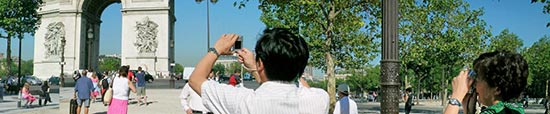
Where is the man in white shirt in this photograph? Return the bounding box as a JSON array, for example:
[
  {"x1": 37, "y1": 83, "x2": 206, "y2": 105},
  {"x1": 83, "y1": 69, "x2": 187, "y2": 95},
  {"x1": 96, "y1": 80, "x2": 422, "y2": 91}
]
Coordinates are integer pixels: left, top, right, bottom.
[
  {"x1": 188, "y1": 28, "x2": 330, "y2": 114},
  {"x1": 333, "y1": 84, "x2": 358, "y2": 114},
  {"x1": 180, "y1": 71, "x2": 214, "y2": 114}
]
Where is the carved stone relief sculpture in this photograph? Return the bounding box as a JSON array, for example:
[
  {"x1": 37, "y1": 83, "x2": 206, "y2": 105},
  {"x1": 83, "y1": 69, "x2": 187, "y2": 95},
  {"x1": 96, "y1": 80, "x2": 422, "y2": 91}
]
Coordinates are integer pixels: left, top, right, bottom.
[
  {"x1": 134, "y1": 17, "x2": 159, "y2": 53},
  {"x1": 44, "y1": 22, "x2": 65, "y2": 58}
]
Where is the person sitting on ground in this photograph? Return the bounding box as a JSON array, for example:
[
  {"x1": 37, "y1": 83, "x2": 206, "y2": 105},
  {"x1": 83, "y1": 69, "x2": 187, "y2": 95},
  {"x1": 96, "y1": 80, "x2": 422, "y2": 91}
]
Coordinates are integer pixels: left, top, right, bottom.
[
  {"x1": 444, "y1": 50, "x2": 529, "y2": 114},
  {"x1": 189, "y1": 28, "x2": 330, "y2": 114}
]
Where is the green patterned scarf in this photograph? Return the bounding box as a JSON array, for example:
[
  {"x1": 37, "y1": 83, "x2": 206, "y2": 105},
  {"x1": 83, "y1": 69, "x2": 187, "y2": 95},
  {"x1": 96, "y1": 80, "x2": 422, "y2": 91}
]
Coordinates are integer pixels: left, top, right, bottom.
[{"x1": 481, "y1": 101, "x2": 524, "y2": 114}]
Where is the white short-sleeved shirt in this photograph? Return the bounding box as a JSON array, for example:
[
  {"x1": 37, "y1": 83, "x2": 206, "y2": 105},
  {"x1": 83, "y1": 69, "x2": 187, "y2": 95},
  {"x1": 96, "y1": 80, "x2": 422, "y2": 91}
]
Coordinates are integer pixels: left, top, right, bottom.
[
  {"x1": 180, "y1": 83, "x2": 209, "y2": 112},
  {"x1": 333, "y1": 97, "x2": 358, "y2": 114},
  {"x1": 201, "y1": 80, "x2": 330, "y2": 114}
]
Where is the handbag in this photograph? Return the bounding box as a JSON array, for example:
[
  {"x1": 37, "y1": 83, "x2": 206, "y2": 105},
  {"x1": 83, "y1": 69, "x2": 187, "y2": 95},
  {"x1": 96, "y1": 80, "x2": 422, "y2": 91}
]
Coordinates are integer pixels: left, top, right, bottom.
[{"x1": 103, "y1": 77, "x2": 114, "y2": 105}]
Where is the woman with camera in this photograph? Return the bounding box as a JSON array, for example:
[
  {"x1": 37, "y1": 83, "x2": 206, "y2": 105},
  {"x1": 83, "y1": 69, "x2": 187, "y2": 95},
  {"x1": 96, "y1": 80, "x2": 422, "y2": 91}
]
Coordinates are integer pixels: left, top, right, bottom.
[{"x1": 444, "y1": 50, "x2": 528, "y2": 114}]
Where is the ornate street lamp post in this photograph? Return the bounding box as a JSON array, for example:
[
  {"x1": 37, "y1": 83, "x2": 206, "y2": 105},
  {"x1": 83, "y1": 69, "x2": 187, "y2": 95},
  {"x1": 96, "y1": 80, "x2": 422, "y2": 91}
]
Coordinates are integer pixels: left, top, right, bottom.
[
  {"x1": 169, "y1": 63, "x2": 176, "y2": 88},
  {"x1": 87, "y1": 25, "x2": 94, "y2": 70},
  {"x1": 60, "y1": 39, "x2": 66, "y2": 86},
  {"x1": 381, "y1": 0, "x2": 400, "y2": 113}
]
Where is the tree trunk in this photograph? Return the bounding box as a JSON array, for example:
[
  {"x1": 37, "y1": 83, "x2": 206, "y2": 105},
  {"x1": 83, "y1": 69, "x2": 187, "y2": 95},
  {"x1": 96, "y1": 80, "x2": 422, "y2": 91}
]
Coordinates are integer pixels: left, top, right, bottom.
[
  {"x1": 441, "y1": 67, "x2": 446, "y2": 106},
  {"x1": 441, "y1": 66, "x2": 450, "y2": 106},
  {"x1": 6, "y1": 34, "x2": 12, "y2": 76},
  {"x1": 443, "y1": 68, "x2": 450, "y2": 106},
  {"x1": 326, "y1": 52, "x2": 336, "y2": 113},
  {"x1": 18, "y1": 37, "x2": 22, "y2": 80},
  {"x1": 416, "y1": 76, "x2": 420, "y2": 105},
  {"x1": 325, "y1": 5, "x2": 336, "y2": 113}
]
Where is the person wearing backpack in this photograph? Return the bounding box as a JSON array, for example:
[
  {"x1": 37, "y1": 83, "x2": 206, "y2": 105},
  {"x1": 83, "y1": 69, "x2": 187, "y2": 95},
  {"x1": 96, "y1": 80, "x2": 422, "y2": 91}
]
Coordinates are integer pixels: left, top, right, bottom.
[{"x1": 99, "y1": 73, "x2": 111, "y2": 102}]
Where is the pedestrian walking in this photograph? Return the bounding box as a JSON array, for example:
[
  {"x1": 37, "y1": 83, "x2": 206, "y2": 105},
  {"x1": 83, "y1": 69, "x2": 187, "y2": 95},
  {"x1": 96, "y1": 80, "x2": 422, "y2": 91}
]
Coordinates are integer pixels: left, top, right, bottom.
[
  {"x1": 107, "y1": 66, "x2": 137, "y2": 114},
  {"x1": 74, "y1": 70, "x2": 94, "y2": 114},
  {"x1": 334, "y1": 84, "x2": 358, "y2": 114},
  {"x1": 135, "y1": 67, "x2": 148, "y2": 106},
  {"x1": 41, "y1": 81, "x2": 52, "y2": 105}
]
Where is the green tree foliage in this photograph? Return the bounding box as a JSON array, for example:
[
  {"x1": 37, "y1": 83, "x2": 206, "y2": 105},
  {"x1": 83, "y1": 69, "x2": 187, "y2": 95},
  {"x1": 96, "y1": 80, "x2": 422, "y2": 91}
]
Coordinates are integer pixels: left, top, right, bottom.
[
  {"x1": 532, "y1": 0, "x2": 550, "y2": 27},
  {"x1": 257, "y1": 0, "x2": 380, "y2": 110},
  {"x1": 346, "y1": 65, "x2": 380, "y2": 94},
  {"x1": 174, "y1": 63, "x2": 184, "y2": 74},
  {"x1": 488, "y1": 29, "x2": 523, "y2": 53},
  {"x1": 398, "y1": 0, "x2": 490, "y2": 105},
  {"x1": 0, "y1": 0, "x2": 42, "y2": 76},
  {"x1": 98, "y1": 57, "x2": 121, "y2": 72},
  {"x1": 213, "y1": 63, "x2": 226, "y2": 75},
  {"x1": 523, "y1": 35, "x2": 550, "y2": 98},
  {"x1": 0, "y1": 59, "x2": 33, "y2": 77},
  {"x1": 226, "y1": 62, "x2": 242, "y2": 75}
]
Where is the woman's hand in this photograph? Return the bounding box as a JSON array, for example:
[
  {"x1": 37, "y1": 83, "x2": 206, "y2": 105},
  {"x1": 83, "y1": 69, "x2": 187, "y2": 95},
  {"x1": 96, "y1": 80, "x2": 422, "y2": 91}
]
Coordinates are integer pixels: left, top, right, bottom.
[{"x1": 451, "y1": 69, "x2": 474, "y2": 101}]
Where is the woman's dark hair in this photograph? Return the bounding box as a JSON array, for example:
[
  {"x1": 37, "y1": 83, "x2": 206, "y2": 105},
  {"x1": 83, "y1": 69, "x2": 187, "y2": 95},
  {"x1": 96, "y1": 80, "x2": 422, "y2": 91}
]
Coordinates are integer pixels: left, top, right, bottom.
[
  {"x1": 473, "y1": 50, "x2": 529, "y2": 101},
  {"x1": 405, "y1": 88, "x2": 412, "y2": 93},
  {"x1": 255, "y1": 28, "x2": 309, "y2": 82},
  {"x1": 119, "y1": 66, "x2": 129, "y2": 77}
]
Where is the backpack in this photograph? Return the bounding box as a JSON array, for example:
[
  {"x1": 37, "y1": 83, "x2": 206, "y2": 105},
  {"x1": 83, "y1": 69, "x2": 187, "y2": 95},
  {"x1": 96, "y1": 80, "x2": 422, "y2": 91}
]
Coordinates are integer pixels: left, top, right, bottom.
[{"x1": 101, "y1": 78, "x2": 109, "y2": 89}]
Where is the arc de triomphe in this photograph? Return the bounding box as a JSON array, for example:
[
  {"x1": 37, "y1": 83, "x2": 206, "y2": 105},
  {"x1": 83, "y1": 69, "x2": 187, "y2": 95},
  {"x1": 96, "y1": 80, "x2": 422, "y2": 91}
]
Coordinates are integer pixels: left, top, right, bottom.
[{"x1": 33, "y1": 0, "x2": 175, "y2": 80}]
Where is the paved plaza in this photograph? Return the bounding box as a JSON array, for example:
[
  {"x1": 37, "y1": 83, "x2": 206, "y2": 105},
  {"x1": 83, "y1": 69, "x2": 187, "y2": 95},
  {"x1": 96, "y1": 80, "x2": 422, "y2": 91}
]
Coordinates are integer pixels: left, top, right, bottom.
[
  {"x1": 1, "y1": 80, "x2": 547, "y2": 114},
  {"x1": 0, "y1": 85, "x2": 60, "y2": 114}
]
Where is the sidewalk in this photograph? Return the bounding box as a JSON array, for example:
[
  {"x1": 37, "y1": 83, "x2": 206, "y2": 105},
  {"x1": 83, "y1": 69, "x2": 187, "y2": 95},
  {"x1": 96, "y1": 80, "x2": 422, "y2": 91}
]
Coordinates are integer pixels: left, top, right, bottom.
[
  {"x1": 59, "y1": 87, "x2": 184, "y2": 114},
  {"x1": 0, "y1": 93, "x2": 60, "y2": 114}
]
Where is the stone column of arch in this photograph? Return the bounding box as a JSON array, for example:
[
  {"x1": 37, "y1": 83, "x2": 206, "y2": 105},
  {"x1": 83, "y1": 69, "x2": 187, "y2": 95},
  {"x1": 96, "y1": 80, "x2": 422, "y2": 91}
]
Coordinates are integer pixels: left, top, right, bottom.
[{"x1": 33, "y1": 0, "x2": 175, "y2": 81}]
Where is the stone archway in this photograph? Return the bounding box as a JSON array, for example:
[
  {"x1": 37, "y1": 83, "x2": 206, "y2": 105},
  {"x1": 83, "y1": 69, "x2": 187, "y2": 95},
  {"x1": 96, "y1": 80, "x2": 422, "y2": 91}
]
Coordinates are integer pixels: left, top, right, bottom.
[{"x1": 33, "y1": 0, "x2": 175, "y2": 81}]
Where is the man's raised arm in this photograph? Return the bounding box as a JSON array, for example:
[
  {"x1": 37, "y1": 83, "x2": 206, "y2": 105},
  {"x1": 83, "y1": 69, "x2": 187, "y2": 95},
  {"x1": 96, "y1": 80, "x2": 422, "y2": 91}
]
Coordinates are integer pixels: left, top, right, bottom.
[{"x1": 189, "y1": 34, "x2": 239, "y2": 95}]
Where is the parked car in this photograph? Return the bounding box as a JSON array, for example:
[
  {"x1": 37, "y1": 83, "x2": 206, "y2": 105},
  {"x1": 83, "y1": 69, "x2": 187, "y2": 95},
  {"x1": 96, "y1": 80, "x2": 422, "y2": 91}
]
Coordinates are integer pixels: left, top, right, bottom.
[
  {"x1": 130, "y1": 70, "x2": 154, "y2": 83},
  {"x1": 49, "y1": 76, "x2": 60, "y2": 85},
  {"x1": 174, "y1": 74, "x2": 183, "y2": 80},
  {"x1": 4, "y1": 76, "x2": 20, "y2": 94},
  {"x1": 23, "y1": 76, "x2": 42, "y2": 85},
  {"x1": 219, "y1": 74, "x2": 230, "y2": 82}
]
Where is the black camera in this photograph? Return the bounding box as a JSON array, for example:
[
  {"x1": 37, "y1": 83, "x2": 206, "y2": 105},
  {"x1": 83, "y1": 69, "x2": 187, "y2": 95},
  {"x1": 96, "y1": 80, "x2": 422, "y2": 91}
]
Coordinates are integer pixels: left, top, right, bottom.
[{"x1": 233, "y1": 36, "x2": 243, "y2": 51}]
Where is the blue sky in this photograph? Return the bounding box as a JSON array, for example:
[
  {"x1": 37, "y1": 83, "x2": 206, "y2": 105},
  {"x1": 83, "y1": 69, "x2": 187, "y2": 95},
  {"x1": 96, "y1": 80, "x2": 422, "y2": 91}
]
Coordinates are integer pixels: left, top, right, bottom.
[{"x1": 0, "y1": 0, "x2": 549, "y2": 70}]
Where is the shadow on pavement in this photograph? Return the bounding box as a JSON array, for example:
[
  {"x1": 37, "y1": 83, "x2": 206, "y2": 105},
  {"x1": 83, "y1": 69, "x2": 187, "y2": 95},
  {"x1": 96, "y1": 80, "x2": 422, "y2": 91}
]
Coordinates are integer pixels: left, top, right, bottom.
[
  {"x1": 362, "y1": 106, "x2": 441, "y2": 113},
  {"x1": 93, "y1": 111, "x2": 107, "y2": 114},
  {"x1": 145, "y1": 101, "x2": 158, "y2": 105},
  {"x1": 0, "y1": 104, "x2": 59, "y2": 113},
  {"x1": 0, "y1": 100, "x2": 15, "y2": 103}
]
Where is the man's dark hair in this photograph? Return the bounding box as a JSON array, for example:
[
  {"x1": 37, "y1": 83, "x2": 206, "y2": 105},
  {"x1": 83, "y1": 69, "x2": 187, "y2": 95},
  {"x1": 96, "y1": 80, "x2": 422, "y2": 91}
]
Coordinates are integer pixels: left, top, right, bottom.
[
  {"x1": 473, "y1": 50, "x2": 529, "y2": 102},
  {"x1": 405, "y1": 88, "x2": 412, "y2": 93},
  {"x1": 255, "y1": 28, "x2": 309, "y2": 82},
  {"x1": 234, "y1": 70, "x2": 240, "y2": 74}
]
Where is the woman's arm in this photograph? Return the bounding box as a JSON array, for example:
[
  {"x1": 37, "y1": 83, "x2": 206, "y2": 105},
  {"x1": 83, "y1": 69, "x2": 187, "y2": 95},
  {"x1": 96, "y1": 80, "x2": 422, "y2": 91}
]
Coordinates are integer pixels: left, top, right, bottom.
[
  {"x1": 128, "y1": 81, "x2": 137, "y2": 93},
  {"x1": 443, "y1": 70, "x2": 473, "y2": 114}
]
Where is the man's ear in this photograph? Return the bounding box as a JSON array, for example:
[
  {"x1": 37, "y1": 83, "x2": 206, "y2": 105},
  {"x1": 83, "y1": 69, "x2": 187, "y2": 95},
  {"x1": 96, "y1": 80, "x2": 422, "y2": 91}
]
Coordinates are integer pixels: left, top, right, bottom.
[
  {"x1": 257, "y1": 59, "x2": 264, "y2": 71},
  {"x1": 494, "y1": 87, "x2": 501, "y2": 96}
]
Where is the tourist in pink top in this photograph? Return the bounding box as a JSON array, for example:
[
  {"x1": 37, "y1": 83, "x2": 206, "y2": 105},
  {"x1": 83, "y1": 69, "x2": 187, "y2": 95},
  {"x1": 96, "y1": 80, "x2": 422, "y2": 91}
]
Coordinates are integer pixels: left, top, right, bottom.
[{"x1": 91, "y1": 73, "x2": 100, "y2": 102}]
